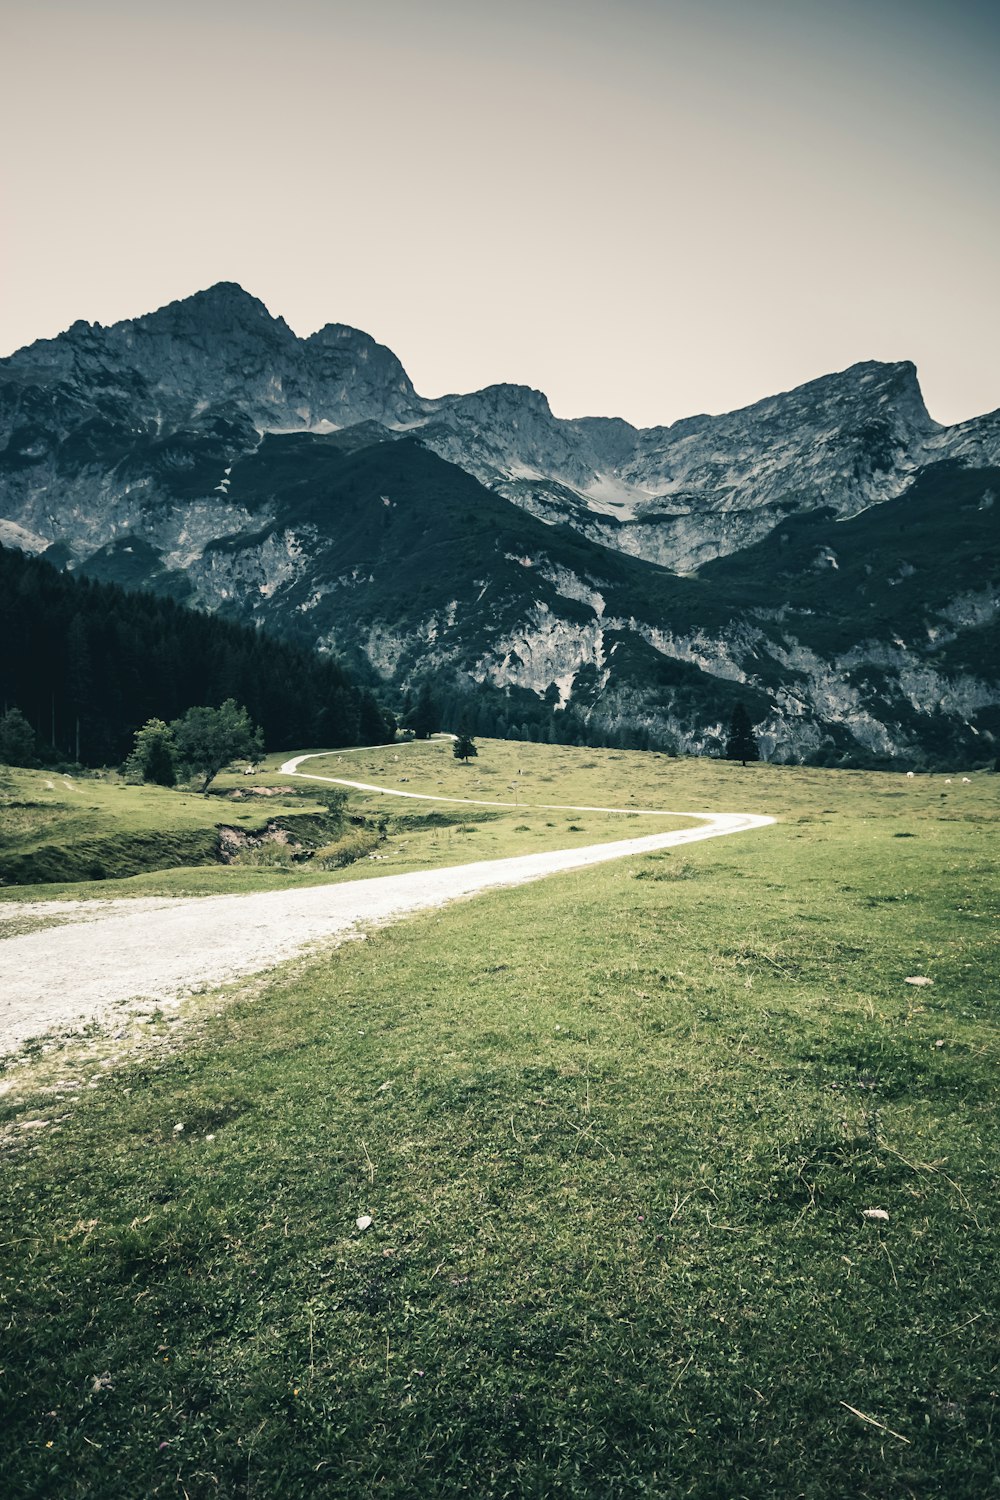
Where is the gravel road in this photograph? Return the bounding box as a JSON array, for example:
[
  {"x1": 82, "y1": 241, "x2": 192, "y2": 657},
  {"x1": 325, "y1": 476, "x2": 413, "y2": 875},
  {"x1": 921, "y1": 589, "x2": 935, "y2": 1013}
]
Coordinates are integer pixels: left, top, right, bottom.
[{"x1": 0, "y1": 758, "x2": 773, "y2": 1056}]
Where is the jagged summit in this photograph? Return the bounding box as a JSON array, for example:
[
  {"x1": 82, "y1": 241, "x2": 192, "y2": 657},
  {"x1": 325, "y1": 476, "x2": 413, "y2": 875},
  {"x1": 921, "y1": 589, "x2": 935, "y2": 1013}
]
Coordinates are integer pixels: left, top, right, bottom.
[
  {"x1": 147, "y1": 280, "x2": 274, "y2": 315},
  {"x1": 305, "y1": 322, "x2": 417, "y2": 409},
  {"x1": 775, "y1": 357, "x2": 935, "y2": 428},
  {"x1": 1, "y1": 283, "x2": 996, "y2": 568},
  {"x1": 647, "y1": 360, "x2": 932, "y2": 437},
  {"x1": 307, "y1": 321, "x2": 395, "y2": 350},
  {"x1": 0, "y1": 283, "x2": 946, "y2": 456},
  {"x1": 466, "y1": 382, "x2": 553, "y2": 410},
  {"x1": 133, "y1": 281, "x2": 291, "y2": 338},
  {"x1": 0, "y1": 284, "x2": 997, "y2": 767}
]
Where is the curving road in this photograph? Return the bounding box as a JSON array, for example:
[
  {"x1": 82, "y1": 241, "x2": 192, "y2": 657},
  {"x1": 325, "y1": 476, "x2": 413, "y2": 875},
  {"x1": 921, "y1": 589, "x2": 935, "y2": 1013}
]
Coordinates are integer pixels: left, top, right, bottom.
[{"x1": 0, "y1": 750, "x2": 774, "y2": 1057}]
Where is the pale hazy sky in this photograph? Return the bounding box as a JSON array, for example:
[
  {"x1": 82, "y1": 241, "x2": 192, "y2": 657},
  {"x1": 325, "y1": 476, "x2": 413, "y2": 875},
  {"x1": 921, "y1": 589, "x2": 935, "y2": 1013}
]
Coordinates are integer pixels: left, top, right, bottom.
[{"x1": 2, "y1": 0, "x2": 998, "y2": 427}]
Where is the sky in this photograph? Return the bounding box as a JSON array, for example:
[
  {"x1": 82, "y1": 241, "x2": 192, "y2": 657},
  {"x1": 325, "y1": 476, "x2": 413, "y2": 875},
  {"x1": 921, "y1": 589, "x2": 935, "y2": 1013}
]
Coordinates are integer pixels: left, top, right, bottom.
[{"x1": 2, "y1": 0, "x2": 998, "y2": 428}]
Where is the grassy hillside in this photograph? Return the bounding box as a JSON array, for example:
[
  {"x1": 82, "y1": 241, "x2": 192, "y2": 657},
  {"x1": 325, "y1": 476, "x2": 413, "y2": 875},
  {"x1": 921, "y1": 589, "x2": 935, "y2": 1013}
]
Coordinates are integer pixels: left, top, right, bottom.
[
  {"x1": 0, "y1": 767, "x2": 351, "y2": 888},
  {"x1": 0, "y1": 741, "x2": 696, "y2": 900},
  {"x1": 0, "y1": 744, "x2": 997, "y2": 1497}
]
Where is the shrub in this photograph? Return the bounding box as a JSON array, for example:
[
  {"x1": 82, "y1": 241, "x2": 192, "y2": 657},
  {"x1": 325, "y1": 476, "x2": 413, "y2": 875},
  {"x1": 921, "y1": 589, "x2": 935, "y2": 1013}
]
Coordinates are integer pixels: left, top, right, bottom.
[
  {"x1": 230, "y1": 843, "x2": 298, "y2": 869},
  {"x1": 313, "y1": 827, "x2": 382, "y2": 869}
]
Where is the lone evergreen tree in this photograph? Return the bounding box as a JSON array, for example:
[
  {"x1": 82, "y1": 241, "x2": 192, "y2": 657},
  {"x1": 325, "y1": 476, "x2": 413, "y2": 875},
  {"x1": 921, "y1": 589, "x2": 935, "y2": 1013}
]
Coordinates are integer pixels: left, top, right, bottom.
[
  {"x1": 453, "y1": 733, "x2": 477, "y2": 762},
  {"x1": 124, "y1": 718, "x2": 178, "y2": 786},
  {"x1": 726, "y1": 704, "x2": 760, "y2": 766}
]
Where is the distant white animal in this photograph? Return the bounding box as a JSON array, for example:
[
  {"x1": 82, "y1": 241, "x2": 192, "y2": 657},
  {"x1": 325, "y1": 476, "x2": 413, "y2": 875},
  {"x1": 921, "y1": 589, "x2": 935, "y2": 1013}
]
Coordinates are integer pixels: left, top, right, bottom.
[
  {"x1": 945, "y1": 779, "x2": 952, "y2": 784},
  {"x1": 962, "y1": 777, "x2": 971, "y2": 784},
  {"x1": 906, "y1": 771, "x2": 915, "y2": 779}
]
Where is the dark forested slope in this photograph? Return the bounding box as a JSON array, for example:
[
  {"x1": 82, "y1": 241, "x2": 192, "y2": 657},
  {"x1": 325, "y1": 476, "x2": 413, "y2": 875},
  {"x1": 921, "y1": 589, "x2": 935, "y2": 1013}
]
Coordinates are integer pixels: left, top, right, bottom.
[{"x1": 0, "y1": 545, "x2": 394, "y2": 765}]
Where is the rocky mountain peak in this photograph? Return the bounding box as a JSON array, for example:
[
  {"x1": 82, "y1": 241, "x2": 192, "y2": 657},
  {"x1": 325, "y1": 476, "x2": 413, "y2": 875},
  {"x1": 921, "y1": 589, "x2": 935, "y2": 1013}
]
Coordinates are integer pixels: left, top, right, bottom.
[
  {"x1": 2, "y1": 314, "x2": 115, "y2": 383},
  {"x1": 305, "y1": 322, "x2": 416, "y2": 407},
  {"x1": 806, "y1": 358, "x2": 933, "y2": 424},
  {"x1": 294, "y1": 328, "x2": 414, "y2": 432},
  {"x1": 415, "y1": 380, "x2": 605, "y2": 491},
  {"x1": 308, "y1": 321, "x2": 396, "y2": 352},
  {"x1": 0, "y1": 287, "x2": 997, "y2": 770},
  {"x1": 3, "y1": 286, "x2": 997, "y2": 577},
  {"x1": 128, "y1": 282, "x2": 296, "y2": 354},
  {"x1": 470, "y1": 383, "x2": 554, "y2": 416},
  {"x1": 143, "y1": 280, "x2": 280, "y2": 323}
]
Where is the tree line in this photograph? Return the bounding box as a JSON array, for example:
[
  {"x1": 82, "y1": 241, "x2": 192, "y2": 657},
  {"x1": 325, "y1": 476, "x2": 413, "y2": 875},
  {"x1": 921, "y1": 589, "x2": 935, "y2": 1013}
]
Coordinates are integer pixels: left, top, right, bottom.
[
  {"x1": 403, "y1": 678, "x2": 761, "y2": 761},
  {"x1": 0, "y1": 545, "x2": 395, "y2": 767},
  {"x1": 0, "y1": 544, "x2": 766, "y2": 772}
]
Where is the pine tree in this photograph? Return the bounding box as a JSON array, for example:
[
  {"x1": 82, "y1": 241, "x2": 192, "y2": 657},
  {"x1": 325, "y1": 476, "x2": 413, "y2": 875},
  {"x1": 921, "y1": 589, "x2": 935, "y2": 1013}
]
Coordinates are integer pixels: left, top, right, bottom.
[
  {"x1": 726, "y1": 703, "x2": 760, "y2": 766},
  {"x1": 0, "y1": 546, "x2": 398, "y2": 767},
  {"x1": 65, "y1": 613, "x2": 94, "y2": 762},
  {"x1": 453, "y1": 733, "x2": 477, "y2": 762},
  {"x1": 0, "y1": 708, "x2": 38, "y2": 767},
  {"x1": 407, "y1": 681, "x2": 438, "y2": 740},
  {"x1": 124, "y1": 718, "x2": 178, "y2": 786},
  {"x1": 358, "y1": 691, "x2": 394, "y2": 746}
]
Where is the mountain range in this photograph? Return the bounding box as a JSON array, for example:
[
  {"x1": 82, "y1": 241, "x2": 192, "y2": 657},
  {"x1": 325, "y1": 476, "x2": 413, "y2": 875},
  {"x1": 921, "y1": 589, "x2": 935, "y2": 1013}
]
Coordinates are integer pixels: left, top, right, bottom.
[{"x1": 1, "y1": 282, "x2": 998, "y2": 764}]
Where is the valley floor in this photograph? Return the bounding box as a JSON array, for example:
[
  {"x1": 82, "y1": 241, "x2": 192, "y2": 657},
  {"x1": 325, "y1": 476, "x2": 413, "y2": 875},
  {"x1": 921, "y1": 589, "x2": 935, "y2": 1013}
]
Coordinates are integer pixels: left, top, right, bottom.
[
  {"x1": 0, "y1": 744, "x2": 996, "y2": 1499},
  {"x1": 0, "y1": 758, "x2": 771, "y2": 1055}
]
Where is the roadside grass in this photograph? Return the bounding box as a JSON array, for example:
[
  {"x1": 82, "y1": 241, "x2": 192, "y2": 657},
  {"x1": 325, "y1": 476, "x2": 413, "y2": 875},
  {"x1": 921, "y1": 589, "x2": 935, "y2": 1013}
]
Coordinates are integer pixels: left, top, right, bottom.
[
  {"x1": 1, "y1": 750, "x2": 997, "y2": 1496},
  {"x1": 3, "y1": 738, "x2": 989, "y2": 903},
  {"x1": 0, "y1": 741, "x2": 700, "y2": 902},
  {"x1": 0, "y1": 767, "x2": 346, "y2": 891}
]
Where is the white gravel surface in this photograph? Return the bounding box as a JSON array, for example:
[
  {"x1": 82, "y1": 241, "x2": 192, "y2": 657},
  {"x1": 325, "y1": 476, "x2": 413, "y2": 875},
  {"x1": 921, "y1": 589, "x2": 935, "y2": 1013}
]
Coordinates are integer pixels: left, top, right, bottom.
[{"x1": 0, "y1": 757, "x2": 773, "y2": 1056}]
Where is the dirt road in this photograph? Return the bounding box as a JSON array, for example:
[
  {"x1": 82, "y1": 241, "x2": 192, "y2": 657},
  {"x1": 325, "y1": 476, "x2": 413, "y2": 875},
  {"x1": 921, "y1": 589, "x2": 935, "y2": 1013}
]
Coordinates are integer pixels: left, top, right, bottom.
[{"x1": 0, "y1": 757, "x2": 773, "y2": 1056}]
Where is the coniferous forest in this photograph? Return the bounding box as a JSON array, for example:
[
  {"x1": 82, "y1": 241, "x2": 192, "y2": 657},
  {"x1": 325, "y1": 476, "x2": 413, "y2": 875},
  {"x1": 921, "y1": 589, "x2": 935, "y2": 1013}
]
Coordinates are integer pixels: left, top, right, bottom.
[{"x1": 0, "y1": 545, "x2": 395, "y2": 766}]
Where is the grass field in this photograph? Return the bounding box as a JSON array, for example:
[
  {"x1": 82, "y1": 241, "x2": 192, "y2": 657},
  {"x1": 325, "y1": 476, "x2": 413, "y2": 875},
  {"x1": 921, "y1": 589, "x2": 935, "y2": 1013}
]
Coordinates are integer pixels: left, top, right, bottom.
[
  {"x1": 0, "y1": 740, "x2": 697, "y2": 901},
  {"x1": 1, "y1": 742, "x2": 998, "y2": 1497},
  {"x1": 0, "y1": 766, "x2": 354, "y2": 891}
]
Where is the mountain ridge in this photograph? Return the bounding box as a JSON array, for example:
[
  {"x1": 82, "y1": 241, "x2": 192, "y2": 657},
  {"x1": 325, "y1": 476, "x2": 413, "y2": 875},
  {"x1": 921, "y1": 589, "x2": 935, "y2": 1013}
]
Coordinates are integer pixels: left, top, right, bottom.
[
  {"x1": 1, "y1": 283, "x2": 998, "y2": 766},
  {"x1": 1, "y1": 283, "x2": 949, "y2": 427},
  {"x1": 7, "y1": 281, "x2": 994, "y2": 573}
]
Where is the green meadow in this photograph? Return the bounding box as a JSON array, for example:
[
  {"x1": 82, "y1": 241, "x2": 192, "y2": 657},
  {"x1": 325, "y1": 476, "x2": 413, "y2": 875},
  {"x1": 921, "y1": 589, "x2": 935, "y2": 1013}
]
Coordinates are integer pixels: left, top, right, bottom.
[
  {"x1": 0, "y1": 740, "x2": 696, "y2": 901},
  {"x1": 0, "y1": 742, "x2": 997, "y2": 1498},
  {"x1": 0, "y1": 767, "x2": 345, "y2": 893}
]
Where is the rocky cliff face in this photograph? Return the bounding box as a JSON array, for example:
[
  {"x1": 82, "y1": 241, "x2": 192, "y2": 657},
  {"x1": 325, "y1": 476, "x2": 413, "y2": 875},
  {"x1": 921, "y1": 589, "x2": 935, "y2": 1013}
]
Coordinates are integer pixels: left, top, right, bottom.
[
  {"x1": 1, "y1": 283, "x2": 998, "y2": 765},
  {"x1": 1, "y1": 283, "x2": 416, "y2": 443}
]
